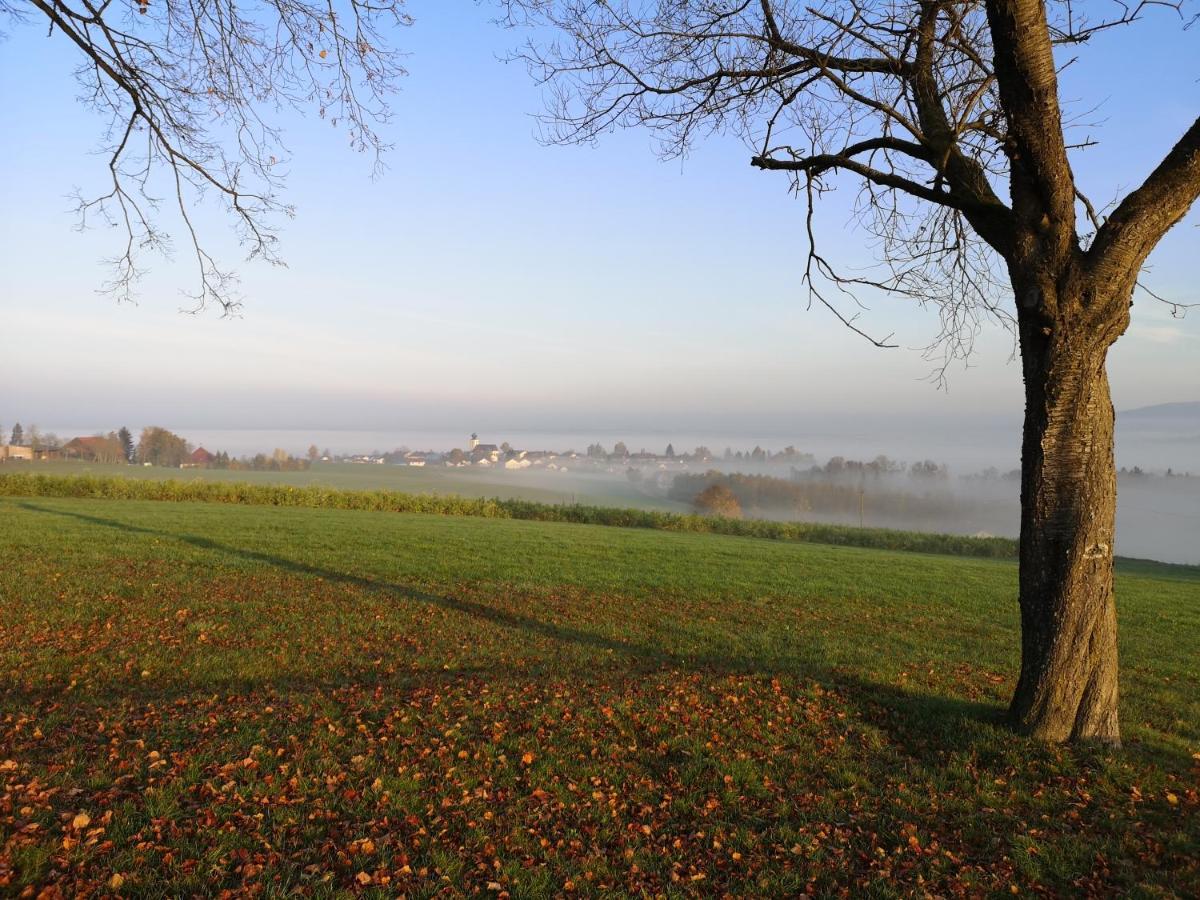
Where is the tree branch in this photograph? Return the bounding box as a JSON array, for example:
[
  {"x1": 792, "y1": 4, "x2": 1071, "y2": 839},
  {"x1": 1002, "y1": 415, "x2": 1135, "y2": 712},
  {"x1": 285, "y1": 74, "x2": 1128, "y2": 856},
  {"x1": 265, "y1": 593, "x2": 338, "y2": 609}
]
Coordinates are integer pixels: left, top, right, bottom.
[
  {"x1": 751, "y1": 147, "x2": 961, "y2": 210},
  {"x1": 984, "y1": 0, "x2": 1077, "y2": 256},
  {"x1": 909, "y1": 2, "x2": 1014, "y2": 256},
  {"x1": 24, "y1": 0, "x2": 409, "y2": 311},
  {"x1": 1088, "y1": 115, "x2": 1200, "y2": 279}
]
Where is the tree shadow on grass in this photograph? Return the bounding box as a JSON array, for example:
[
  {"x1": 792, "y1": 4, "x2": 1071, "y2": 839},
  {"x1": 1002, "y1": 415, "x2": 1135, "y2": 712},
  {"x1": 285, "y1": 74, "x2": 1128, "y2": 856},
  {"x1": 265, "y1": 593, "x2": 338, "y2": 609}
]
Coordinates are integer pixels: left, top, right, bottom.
[{"x1": 12, "y1": 501, "x2": 1189, "y2": 772}]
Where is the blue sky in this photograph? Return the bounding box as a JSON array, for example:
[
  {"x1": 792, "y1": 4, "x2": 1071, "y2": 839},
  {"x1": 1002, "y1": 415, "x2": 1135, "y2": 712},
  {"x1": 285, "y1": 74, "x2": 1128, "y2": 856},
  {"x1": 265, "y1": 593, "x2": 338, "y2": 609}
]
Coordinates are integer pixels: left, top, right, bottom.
[{"x1": 1, "y1": 2, "x2": 1196, "y2": 438}]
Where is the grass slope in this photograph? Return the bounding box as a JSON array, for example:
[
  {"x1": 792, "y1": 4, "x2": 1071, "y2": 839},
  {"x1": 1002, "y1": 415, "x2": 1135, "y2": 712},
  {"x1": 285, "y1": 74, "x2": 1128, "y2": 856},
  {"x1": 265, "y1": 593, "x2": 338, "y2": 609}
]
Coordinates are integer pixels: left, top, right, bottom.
[
  {"x1": 17, "y1": 459, "x2": 685, "y2": 512},
  {"x1": 0, "y1": 472, "x2": 1023, "y2": 560},
  {"x1": 0, "y1": 496, "x2": 1197, "y2": 896}
]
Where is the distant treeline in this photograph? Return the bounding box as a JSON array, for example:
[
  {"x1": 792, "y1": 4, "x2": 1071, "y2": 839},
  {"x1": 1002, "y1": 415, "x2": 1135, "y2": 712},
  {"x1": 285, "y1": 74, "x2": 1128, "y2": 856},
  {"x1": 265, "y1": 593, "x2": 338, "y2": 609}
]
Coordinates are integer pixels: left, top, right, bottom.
[
  {"x1": 0, "y1": 473, "x2": 1019, "y2": 559},
  {"x1": 207, "y1": 451, "x2": 311, "y2": 472},
  {"x1": 797, "y1": 455, "x2": 947, "y2": 479},
  {"x1": 669, "y1": 470, "x2": 981, "y2": 522},
  {"x1": 1, "y1": 423, "x2": 311, "y2": 470}
]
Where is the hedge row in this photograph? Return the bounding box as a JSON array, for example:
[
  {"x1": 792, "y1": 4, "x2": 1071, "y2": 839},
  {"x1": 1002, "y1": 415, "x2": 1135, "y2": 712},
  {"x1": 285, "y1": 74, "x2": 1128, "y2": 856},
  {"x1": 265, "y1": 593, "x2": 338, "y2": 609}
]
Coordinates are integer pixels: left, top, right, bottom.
[{"x1": 0, "y1": 472, "x2": 1020, "y2": 559}]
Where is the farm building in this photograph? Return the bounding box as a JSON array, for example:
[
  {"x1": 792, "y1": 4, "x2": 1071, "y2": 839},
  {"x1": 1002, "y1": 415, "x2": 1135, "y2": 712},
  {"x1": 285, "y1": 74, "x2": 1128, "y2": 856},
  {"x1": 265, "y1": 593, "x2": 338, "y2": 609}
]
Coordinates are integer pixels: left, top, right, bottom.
[
  {"x1": 188, "y1": 447, "x2": 216, "y2": 467},
  {"x1": 62, "y1": 435, "x2": 126, "y2": 463}
]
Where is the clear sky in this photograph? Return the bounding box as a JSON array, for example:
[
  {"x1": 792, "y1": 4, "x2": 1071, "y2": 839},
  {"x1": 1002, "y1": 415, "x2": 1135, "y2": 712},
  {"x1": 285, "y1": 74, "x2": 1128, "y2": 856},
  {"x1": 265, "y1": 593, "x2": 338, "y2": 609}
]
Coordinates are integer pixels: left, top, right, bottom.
[{"x1": 1, "y1": 3, "x2": 1196, "y2": 440}]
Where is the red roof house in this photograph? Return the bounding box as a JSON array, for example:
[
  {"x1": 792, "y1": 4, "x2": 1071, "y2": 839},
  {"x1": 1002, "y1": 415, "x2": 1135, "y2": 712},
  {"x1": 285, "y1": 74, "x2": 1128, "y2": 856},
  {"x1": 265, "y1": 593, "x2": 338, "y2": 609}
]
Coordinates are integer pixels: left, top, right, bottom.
[{"x1": 63, "y1": 435, "x2": 125, "y2": 463}]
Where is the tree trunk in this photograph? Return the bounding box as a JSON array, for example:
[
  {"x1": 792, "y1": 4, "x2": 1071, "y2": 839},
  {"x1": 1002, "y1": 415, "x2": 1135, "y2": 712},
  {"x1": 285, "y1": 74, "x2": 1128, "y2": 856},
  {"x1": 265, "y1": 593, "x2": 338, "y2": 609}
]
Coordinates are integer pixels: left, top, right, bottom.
[{"x1": 1008, "y1": 310, "x2": 1121, "y2": 744}]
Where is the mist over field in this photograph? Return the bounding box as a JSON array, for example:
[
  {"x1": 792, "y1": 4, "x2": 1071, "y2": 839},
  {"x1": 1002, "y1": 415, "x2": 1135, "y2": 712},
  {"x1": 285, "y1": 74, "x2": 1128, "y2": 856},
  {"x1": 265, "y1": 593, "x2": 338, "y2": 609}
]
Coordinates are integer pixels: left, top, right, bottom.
[
  {"x1": 654, "y1": 467, "x2": 1198, "y2": 567},
  {"x1": 33, "y1": 404, "x2": 1199, "y2": 564},
  {"x1": 41, "y1": 402, "x2": 1200, "y2": 469},
  {"x1": 428, "y1": 459, "x2": 1200, "y2": 566}
]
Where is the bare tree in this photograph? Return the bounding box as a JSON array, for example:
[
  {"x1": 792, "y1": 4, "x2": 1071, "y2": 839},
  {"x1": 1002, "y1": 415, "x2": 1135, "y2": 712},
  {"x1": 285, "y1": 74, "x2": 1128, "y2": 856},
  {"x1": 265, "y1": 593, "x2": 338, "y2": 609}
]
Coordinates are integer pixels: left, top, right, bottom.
[
  {"x1": 6, "y1": 0, "x2": 410, "y2": 311},
  {"x1": 502, "y1": 0, "x2": 1200, "y2": 743}
]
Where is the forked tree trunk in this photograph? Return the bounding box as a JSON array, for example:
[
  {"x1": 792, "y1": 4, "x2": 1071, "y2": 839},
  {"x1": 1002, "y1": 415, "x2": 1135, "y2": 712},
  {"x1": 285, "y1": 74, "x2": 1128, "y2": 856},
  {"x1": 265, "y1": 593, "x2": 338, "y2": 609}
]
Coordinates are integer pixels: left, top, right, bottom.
[{"x1": 1008, "y1": 308, "x2": 1121, "y2": 744}]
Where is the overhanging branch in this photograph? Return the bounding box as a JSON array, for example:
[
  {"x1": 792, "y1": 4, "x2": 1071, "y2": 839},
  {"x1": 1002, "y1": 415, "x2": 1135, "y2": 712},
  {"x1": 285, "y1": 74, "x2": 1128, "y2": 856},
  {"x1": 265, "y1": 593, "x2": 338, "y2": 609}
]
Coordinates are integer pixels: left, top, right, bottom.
[{"x1": 1088, "y1": 115, "x2": 1200, "y2": 279}]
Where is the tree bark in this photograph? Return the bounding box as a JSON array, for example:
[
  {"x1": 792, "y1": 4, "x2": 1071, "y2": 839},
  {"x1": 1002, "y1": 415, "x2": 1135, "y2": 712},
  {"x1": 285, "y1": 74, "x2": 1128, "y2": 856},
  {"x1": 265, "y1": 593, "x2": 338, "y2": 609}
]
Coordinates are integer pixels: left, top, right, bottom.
[{"x1": 1008, "y1": 303, "x2": 1122, "y2": 744}]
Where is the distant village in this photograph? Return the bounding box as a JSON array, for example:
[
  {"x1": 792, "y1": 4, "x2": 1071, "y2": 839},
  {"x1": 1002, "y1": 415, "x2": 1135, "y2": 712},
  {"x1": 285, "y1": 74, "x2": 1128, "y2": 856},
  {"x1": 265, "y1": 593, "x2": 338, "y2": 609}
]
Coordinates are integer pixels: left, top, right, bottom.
[
  {"x1": 335, "y1": 433, "x2": 822, "y2": 474},
  {"x1": 0, "y1": 423, "x2": 827, "y2": 475},
  {"x1": 1, "y1": 423, "x2": 1191, "y2": 481}
]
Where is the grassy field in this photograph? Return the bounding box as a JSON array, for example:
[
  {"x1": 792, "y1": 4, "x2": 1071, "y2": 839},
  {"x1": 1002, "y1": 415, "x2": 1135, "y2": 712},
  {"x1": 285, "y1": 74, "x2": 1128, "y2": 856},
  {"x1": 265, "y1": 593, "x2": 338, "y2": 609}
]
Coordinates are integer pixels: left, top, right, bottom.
[
  {"x1": 18, "y1": 459, "x2": 685, "y2": 512},
  {"x1": 0, "y1": 472, "x2": 1024, "y2": 559},
  {"x1": 0, "y1": 495, "x2": 1197, "y2": 896}
]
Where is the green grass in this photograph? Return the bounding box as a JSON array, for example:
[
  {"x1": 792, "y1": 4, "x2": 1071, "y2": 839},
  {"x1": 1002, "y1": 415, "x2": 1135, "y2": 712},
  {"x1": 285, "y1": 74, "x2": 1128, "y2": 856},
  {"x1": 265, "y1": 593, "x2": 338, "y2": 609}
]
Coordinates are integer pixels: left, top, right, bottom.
[
  {"x1": 0, "y1": 495, "x2": 1197, "y2": 896},
  {"x1": 18, "y1": 458, "x2": 685, "y2": 511},
  {"x1": 0, "y1": 471, "x2": 1024, "y2": 559}
]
